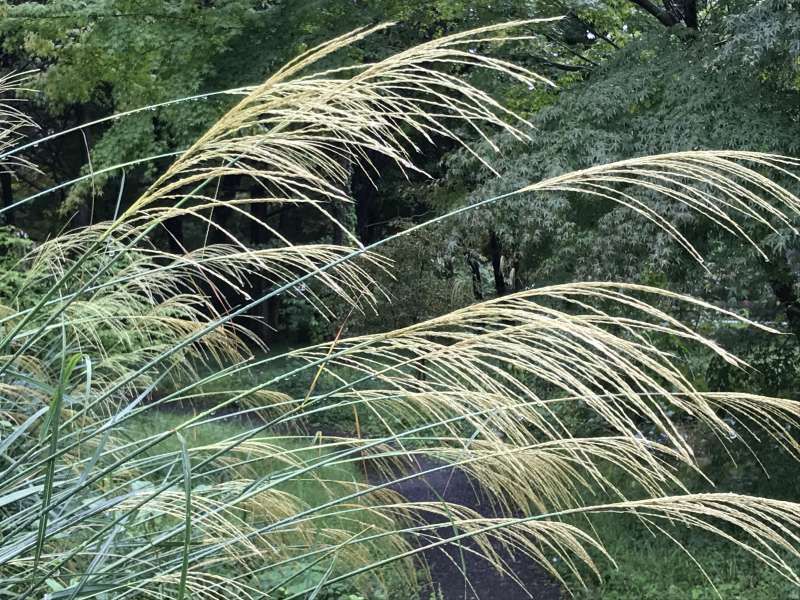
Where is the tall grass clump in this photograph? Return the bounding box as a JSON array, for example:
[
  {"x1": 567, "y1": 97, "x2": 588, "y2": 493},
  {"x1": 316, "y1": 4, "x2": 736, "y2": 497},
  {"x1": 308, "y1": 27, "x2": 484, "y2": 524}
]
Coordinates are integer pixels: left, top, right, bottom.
[{"x1": 3, "y1": 20, "x2": 800, "y2": 599}]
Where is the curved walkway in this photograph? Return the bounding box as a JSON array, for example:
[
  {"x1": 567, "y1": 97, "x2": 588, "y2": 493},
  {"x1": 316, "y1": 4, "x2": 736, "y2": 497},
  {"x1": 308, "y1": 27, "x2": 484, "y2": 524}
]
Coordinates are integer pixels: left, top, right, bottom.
[{"x1": 383, "y1": 457, "x2": 562, "y2": 600}]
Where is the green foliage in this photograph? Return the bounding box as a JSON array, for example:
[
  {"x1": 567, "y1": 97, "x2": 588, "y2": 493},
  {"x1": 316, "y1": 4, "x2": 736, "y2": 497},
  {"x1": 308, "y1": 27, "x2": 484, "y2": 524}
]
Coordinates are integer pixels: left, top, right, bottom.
[
  {"x1": 442, "y1": 24, "x2": 800, "y2": 291},
  {"x1": 0, "y1": 0, "x2": 629, "y2": 227},
  {"x1": 575, "y1": 514, "x2": 800, "y2": 600},
  {"x1": 718, "y1": 0, "x2": 800, "y2": 93},
  {"x1": 0, "y1": 0, "x2": 266, "y2": 211},
  {"x1": 0, "y1": 225, "x2": 34, "y2": 304},
  {"x1": 346, "y1": 223, "x2": 474, "y2": 334},
  {"x1": 707, "y1": 330, "x2": 800, "y2": 398}
]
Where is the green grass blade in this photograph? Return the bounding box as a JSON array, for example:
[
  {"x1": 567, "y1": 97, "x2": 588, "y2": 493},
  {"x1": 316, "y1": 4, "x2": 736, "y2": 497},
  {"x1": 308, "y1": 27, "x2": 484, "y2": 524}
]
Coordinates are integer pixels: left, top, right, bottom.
[
  {"x1": 65, "y1": 525, "x2": 121, "y2": 600},
  {"x1": 176, "y1": 432, "x2": 192, "y2": 600},
  {"x1": 32, "y1": 346, "x2": 81, "y2": 575}
]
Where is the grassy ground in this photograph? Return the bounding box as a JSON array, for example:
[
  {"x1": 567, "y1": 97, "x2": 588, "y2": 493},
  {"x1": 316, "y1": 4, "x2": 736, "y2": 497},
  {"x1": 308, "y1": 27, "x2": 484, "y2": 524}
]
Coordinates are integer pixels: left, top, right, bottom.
[
  {"x1": 567, "y1": 442, "x2": 800, "y2": 600},
  {"x1": 162, "y1": 345, "x2": 419, "y2": 435},
  {"x1": 572, "y1": 513, "x2": 800, "y2": 600},
  {"x1": 126, "y1": 411, "x2": 415, "y2": 600},
  {"x1": 129, "y1": 410, "x2": 366, "y2": 508}
]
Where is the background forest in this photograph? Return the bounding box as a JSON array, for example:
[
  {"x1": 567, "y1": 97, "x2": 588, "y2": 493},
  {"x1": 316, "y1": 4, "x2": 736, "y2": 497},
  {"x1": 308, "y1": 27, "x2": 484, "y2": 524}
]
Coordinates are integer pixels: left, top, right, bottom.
[{"x1": 2, "y1": 1, "x2": 800, "y2": 599}]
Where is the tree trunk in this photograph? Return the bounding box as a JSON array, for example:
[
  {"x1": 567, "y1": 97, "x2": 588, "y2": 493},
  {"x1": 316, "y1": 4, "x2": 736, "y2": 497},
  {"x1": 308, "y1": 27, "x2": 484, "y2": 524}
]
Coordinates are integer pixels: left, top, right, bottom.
[
  {"x1": 1, "y1": 171, "x2": 14, "y2": 226},
  {"x1": 350, "y1": 150, "x2": 394, "y2": 245},
  {"x1": 352, "y1": 165, "x2": 375, "y2": 244},
  {"x1": 764, "y1": 254, "x2": 800, "y2": 338},
  {"x1": 208, "y1": 175, "x2": 241, "y2": 246},
  {"x1": 488, "y1": 231, "x2": 507, "y2": 296},
  {"x1": 250, "y1": 200, "x2": 268, "y2": 247},
  {"x1": 165, "y1": 215, "x2": 185, "y2": 253},
  {"x1": 509, "y1": 257, "x2": 522, "y2": 292},
  {"x1": 467, "y1": 251, "x2": 484, "y2": 301},
  {"x1": 72, "y1": 191, "x2": 91, "y2": 228},
  {"x1": 247, "y1": 193, "x2": 273, "y2": 340},
  {"x1": 332, "y1": 201, "x2": 345, "y2": 246},
  {"x1": 682, "y1": 0, "x2": 698, "y2": 29}
]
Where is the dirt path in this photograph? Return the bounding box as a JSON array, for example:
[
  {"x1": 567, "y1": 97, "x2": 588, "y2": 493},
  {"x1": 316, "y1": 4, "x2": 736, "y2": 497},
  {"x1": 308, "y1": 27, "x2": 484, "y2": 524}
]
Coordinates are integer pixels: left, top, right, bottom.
[{"x1": 383, "y1": 457, "x2": 562, "y2": 600}]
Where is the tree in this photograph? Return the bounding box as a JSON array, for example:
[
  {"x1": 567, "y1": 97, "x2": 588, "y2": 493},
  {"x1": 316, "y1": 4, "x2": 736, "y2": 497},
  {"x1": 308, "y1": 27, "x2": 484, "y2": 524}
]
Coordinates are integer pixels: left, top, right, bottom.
[
  {"x1": 440, "y1": 2, "x2": 800, "y2": 323},
  {"x1": 0, "y1": 0, "x2": 633, "y2": 235}
]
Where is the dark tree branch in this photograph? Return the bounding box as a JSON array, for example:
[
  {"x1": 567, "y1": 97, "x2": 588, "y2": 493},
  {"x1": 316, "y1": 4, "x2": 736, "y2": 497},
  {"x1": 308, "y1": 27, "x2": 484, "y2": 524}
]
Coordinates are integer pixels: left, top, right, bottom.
[
  {"x1": 533, "y1": 58, "x2": 591, "y2": 72},
  {"x1": 565, "y1": 13, "x2": 621, "y2": 50},
  {"x1": 589, "y1": 27, "x2": 621, "y2": 50},
  {"x1": 628, "y1": 0, "x2": 680, "y2": 27},
  {"x1": 542, "y1": 31, "x2": 601, "y2": 67}
]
